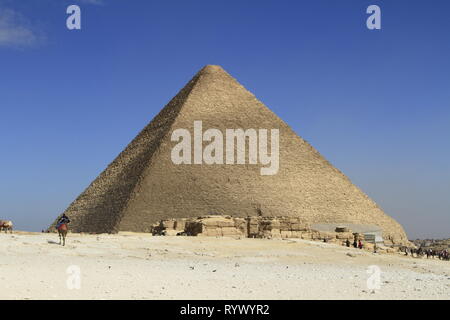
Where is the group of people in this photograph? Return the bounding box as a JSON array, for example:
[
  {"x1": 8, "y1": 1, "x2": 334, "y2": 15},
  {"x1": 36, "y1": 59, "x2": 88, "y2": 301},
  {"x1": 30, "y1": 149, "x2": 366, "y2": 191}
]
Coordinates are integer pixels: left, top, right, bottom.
[
  {"x1": 404, "y1": 247, "x2": 449, "y2": 260},
  {"x1": 343, "y1": 238, "x2": 450, "y2": 259},
  {"x1": 345, "y1": 238, "x2": 364, "y2": 249},
  {"x1": 437, "y1": 249, "x2": 449, "y2": 260}
]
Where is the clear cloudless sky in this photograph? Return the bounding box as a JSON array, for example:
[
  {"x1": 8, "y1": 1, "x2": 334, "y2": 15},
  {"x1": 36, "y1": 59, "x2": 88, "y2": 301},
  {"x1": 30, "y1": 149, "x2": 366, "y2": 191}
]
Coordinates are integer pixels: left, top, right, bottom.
[{"x1": 0, "y1": 0, "x2": 449, "y2": 239}]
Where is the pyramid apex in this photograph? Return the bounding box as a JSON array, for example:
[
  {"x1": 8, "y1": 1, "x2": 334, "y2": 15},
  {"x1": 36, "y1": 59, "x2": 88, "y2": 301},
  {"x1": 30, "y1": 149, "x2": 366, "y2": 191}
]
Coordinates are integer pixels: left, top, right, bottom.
[{"x1": 199, "y1": 65, "x2": 226, "y2": 74}]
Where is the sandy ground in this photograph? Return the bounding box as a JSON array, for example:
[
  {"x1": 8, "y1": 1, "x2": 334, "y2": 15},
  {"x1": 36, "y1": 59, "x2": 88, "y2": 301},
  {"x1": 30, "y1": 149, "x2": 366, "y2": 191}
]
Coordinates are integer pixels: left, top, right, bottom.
[{"x1": 0, "y1": 232, "x2": 448, "y2": 300}]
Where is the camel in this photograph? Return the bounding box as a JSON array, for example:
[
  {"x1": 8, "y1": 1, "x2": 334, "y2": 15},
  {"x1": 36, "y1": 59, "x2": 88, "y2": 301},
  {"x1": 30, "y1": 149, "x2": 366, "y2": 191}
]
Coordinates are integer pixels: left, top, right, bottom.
[
  {"x1": 57, "y1": 223, "x2": 68, "y2": 246},
  {"x1": 0, "y1": 220, "x2": 13, "y2": 233}
]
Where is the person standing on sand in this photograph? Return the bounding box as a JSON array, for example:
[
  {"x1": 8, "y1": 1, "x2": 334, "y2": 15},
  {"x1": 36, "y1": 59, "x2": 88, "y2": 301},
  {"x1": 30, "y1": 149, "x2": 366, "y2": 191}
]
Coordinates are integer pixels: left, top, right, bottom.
[
  {"x1": 346, "y1": 239, "x2": 350, "y2": 247},
  {"x1": 358, "y1": 240, "x2": 363, "y2": 249},
  {"x1": 353, "y1": 239, "x2": 358, "y2": 248}
]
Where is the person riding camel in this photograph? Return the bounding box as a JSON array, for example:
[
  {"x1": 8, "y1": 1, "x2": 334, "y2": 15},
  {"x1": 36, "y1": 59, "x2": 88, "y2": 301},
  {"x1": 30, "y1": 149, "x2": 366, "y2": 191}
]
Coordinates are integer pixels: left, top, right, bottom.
[{"x1": 56, "y1": 213, "x2": 70, "y2": 230}]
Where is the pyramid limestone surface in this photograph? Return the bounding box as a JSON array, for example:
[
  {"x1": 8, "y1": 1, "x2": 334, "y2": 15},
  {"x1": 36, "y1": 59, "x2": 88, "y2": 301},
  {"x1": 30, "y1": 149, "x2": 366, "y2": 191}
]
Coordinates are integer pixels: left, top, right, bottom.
[{"x1": 50, "y1": 65, "x2": 408, "y2": 243}]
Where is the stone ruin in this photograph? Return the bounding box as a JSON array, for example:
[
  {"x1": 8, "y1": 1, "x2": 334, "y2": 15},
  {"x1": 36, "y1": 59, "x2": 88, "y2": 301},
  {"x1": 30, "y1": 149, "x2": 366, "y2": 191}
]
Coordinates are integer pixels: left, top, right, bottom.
[{"x1": 151, "y1": 215, "x2": 401, "y2": 250}]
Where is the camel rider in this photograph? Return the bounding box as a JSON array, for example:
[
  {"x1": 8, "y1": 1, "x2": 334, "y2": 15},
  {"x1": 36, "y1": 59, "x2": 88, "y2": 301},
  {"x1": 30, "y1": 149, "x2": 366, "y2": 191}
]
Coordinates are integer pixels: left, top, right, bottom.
[{"x1": 56, "y1": 214, "x2": 70, "y2": 229}]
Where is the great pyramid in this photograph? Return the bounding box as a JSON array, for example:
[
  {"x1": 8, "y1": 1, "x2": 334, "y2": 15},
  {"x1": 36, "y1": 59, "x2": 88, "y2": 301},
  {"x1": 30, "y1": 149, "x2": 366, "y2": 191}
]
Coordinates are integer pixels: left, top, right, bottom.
[{"x1": 50, "y1": 65, "x2": 408, "y2": 243}]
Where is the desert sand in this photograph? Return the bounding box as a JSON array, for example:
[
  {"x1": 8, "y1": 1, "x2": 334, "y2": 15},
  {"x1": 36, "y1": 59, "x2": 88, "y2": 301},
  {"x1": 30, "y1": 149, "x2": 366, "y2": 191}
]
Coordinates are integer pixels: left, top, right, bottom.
[{"x1": 0, "y1": 232, "x2": 448, "y2": 300}]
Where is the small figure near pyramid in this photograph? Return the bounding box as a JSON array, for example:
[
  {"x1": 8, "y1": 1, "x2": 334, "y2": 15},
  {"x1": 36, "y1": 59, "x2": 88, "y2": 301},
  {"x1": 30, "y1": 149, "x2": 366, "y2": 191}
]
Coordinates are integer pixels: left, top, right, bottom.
[{"x1": 49, "y1": 65, "x2": 409, "y2": 246}]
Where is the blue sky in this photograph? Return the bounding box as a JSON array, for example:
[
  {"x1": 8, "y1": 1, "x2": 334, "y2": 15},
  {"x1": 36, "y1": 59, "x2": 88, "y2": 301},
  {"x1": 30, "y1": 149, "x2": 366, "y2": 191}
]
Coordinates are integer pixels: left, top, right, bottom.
[{"x1": 0, "y1": 0, "x2": 449, "y2": 239}]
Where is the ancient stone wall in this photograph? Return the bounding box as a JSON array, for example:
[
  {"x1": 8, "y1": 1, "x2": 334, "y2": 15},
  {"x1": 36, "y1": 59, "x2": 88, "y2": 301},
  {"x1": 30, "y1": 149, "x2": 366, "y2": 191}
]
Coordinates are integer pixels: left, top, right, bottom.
[{"x1": 151, "y1": 215, "x2": 409, "y2": 247}]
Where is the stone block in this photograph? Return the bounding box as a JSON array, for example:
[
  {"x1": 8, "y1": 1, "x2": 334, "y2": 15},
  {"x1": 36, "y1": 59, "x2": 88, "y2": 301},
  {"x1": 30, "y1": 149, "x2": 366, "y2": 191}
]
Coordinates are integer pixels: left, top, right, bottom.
[{"x1": 281, "y1": 230, "x2": 292, "y2": 238}]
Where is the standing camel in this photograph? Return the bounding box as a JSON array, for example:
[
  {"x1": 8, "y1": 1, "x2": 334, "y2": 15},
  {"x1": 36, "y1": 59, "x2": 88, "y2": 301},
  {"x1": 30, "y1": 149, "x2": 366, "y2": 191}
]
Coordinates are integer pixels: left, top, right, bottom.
[
  {"x1": 55, "y1": 214, "x2": 70, "y2": 246},
  {"x1": 58, "y1": 223, "x2": 68, "y2": 246},
  {"x1": 0, "y1": 220, "x2": 13, "y2": 233}
]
